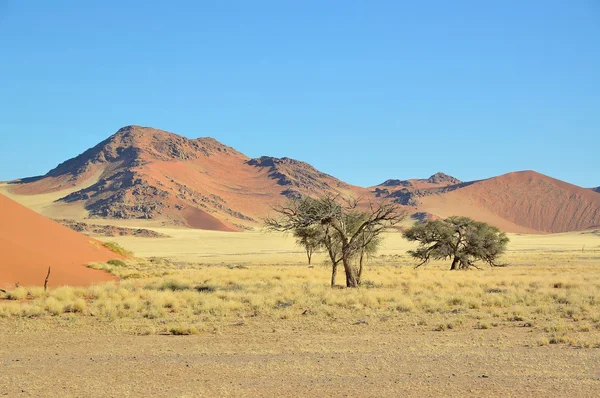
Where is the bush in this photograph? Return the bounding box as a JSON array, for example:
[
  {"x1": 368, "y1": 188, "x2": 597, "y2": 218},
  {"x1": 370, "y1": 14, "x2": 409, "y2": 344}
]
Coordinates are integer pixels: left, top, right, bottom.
[{"x1": 167, "y1": 325, "x2": 199, "y2": 335}]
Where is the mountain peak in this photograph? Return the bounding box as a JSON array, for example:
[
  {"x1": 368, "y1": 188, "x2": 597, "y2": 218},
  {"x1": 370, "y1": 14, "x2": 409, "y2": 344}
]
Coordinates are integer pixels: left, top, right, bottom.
[{"x1": 426, "y1": 172, "x2": 461, "y2": 185}]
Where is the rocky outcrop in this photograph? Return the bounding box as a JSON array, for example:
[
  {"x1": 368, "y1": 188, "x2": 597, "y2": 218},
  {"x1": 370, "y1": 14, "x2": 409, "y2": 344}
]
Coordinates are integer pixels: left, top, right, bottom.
[
  {"x1": 54, "y1": 219, "x2": 169, "y2": 238},
  {"x1": 380, "y1": 179, "x2": 413, "y2": 187},
  {"x1": 427, "y1": 172, "x2": 462, "y2": 185},
  {"x1": 247, "y1": 156, "x2": 349, "y2": 195}
]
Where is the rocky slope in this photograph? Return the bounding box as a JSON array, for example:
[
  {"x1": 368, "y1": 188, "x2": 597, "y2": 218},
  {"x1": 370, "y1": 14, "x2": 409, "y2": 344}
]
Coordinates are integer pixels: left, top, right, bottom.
[{"x1": 8, "y1": 126, "x2": 361, "y2": 230}]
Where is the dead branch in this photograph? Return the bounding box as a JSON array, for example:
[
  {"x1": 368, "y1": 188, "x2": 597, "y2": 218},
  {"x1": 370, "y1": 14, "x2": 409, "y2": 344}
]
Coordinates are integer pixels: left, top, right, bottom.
[{"x1": 44, "y1": 267, "x2": 51, "y2": 291}]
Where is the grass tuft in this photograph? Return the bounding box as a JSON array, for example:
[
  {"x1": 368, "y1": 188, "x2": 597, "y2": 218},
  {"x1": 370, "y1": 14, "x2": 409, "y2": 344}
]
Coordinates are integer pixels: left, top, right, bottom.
[{"x1": 103, "y1": 242, "x2": 133, "y2": 257}]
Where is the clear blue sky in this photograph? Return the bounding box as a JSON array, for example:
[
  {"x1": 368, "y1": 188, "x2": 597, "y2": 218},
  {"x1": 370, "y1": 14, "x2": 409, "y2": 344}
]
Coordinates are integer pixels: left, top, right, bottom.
[{"x1": 1, "y1": 1, "x2": 599, "y2": 187}]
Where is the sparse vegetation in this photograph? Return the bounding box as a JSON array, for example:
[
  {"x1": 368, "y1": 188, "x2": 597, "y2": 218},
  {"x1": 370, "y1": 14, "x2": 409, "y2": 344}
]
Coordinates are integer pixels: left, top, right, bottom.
[
  {"x1": 1, "y1": 254, "x2": 599, "y2": 348},
  {"x1": 102, "y1": 241, "x2": 134, "y2": 257},
  {"x1": 107, "y1": 259, "x2": 127, "y2": 267}
]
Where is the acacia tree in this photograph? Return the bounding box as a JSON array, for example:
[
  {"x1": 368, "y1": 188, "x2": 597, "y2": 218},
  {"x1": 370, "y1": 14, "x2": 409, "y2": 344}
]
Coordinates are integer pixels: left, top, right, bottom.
[
  {"x1": 403, "y1": 216, "x2": 509, "y2": 270},
  {"x1": 293, "y1": 226, "x2": 323, "y2": 265},
  {"x1": 264, "y1": 195, "x2": 405, "y2": 287}
]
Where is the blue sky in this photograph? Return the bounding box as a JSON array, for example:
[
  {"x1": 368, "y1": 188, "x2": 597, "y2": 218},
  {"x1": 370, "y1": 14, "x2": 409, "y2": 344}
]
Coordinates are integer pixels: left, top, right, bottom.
[{"x1": 1, "y1": 1, "x2": 598, "y2": 187}]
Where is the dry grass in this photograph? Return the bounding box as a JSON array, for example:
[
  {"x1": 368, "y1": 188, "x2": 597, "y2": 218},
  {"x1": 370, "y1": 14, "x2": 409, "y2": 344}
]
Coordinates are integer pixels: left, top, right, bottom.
[
  {"x1": 102, "y1": 241, "x2": 133, "y2": 257},
  {"x1": 1, "y1": 249, "x2": 599, "y2": 346}
]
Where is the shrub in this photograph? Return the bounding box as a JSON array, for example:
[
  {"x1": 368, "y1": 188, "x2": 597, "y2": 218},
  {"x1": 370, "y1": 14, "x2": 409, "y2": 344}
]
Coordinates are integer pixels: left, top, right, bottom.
[
  {"x1": 167, "y1": 325, "x2": 199, "y2": 335},
  {"x1": 44, "y1": 297, "x2": 64, "y2": 315}
]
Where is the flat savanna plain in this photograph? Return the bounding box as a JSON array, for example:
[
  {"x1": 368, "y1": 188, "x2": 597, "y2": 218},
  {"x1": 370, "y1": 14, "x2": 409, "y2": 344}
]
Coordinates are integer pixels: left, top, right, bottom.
[{"x1": 2, "y1": 228, "x2": 600, "y2": 397}]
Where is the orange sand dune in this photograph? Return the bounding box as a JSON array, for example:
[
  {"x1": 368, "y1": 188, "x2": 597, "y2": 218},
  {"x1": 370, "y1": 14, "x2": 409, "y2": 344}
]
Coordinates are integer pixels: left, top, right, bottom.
[
  {"x1": 0, "y1": 194, "x2": 119, "y2": 288},
  {"x1": 420, "y1": 171, "x2": 600, "y2": 233}
]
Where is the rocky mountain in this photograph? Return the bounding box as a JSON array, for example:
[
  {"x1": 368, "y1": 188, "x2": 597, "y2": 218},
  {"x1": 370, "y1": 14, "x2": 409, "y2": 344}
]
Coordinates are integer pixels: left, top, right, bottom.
[
  {"x1": 7, "y1": 126, "x2": 361, "y2": 230},
  {"x1": 5, "y1": 126, "x2": 600, "y2": 234}
]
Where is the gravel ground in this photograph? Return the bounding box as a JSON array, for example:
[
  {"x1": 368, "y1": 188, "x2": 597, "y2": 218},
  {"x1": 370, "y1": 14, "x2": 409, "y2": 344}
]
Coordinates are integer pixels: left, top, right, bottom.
[{"x1": 1, "y1": 323, "x2": 599, "y2": 397}]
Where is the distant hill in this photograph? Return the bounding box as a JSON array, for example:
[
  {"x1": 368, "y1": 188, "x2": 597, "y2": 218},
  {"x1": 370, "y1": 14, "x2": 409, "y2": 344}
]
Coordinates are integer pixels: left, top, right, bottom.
[
  {"x1": 592, "y1": 187, "x2": 600, "y2": 193},
  {"x1": 416, "y1": 171, "x2": 600, "y2": 233},
  {"x1": 5, "y1": 126, "x2": 600, "y2": 234},
  {"x1": 7, "y1": 126, "x2": 362, "y2": 230}
]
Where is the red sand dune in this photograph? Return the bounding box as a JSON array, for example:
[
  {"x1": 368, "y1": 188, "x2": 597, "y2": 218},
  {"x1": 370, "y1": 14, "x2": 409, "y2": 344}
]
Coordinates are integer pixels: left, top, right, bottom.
[
  {"x1": 0, "y1": 194, "x2": 119, "y2": 288},
  {"x1": 420, "y1": 171, "x2": 600, "y2": 233}
]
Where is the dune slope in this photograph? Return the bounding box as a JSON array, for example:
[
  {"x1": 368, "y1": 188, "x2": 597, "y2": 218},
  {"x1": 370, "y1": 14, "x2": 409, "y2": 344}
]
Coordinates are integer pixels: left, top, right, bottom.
[
  {"x1": 420, "y1": 171, "x2": 600, "y2": 233},
  {"x1": 0, "y1": 194, "x2": 119, "y2": 288}
]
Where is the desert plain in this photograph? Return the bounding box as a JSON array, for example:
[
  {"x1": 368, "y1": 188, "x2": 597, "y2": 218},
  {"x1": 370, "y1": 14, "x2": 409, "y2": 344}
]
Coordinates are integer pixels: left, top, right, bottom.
[
  {"x1": 1, "y1": 218, "x2": 600, "y2": 396},
  {"x1": 1, "y1": 127, "x2": 600, "y2": 397}
]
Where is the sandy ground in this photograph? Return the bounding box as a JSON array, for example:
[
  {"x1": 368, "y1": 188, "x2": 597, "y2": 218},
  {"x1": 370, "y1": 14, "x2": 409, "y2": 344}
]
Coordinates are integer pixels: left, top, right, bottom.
[{"x1": 1, "y1": 322, "x2": 599, "y2": 397}]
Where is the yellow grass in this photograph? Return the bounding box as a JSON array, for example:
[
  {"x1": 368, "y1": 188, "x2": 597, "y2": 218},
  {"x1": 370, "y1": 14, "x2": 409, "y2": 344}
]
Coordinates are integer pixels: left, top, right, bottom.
[{"x1": 1, "y1": 247, "x2": 599, "y2": 346}]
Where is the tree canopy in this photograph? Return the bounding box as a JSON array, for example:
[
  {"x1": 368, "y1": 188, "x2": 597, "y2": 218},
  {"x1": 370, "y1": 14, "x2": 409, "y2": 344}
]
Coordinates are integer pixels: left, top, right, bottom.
[
  {"x1": 264, "y1": 195, "x2": 405, "y2": 287},
  {"x1": 403, "y1": 216, "x2": 509, "y2": 270},
  {"x1": 293, "y1": 226, "x2": 323, "y2": 265}
]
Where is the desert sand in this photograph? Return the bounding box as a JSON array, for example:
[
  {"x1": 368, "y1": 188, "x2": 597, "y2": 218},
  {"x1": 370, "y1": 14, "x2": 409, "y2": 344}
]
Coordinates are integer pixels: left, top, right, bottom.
[{"x1": 0, "y1": 193, "x2": 118, "y2": 288}]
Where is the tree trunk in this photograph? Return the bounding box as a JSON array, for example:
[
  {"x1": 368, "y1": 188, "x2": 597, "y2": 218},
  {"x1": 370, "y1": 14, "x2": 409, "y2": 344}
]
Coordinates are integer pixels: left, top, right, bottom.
[
  {"x1": 307, "y1": 249, "x2": 312, "y2": 265},
  {"x1": 343, "y1": 257, "x2": 359, "y2": 288},
  {"x1": 450, "y1": 257, "x2": 460, "y2": 270},
  {"x1": 357, "y1": 249, "x2": 365, "y2": 285},
  {"x1": 331, "y1": 263, "x2": 338, "y2": 287}
]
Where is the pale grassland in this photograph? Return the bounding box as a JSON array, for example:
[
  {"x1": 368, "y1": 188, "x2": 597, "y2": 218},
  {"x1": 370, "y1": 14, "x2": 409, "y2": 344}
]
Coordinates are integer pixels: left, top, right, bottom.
[
  {"x1": 1, "y1": 226, "x2": 599, "y2": 347},
  {"x1": 1, "y1": 247, "x2": 599, "y2": 347},
  {"x1": 93, "y1": 228, "x2": 600, "y2": 264}
]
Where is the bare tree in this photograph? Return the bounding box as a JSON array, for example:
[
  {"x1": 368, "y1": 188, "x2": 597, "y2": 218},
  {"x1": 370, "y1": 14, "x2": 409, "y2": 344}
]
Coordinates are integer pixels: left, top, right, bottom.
[{"x1": 264, "y1": 195, "x2": 405, "y2": 287}]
